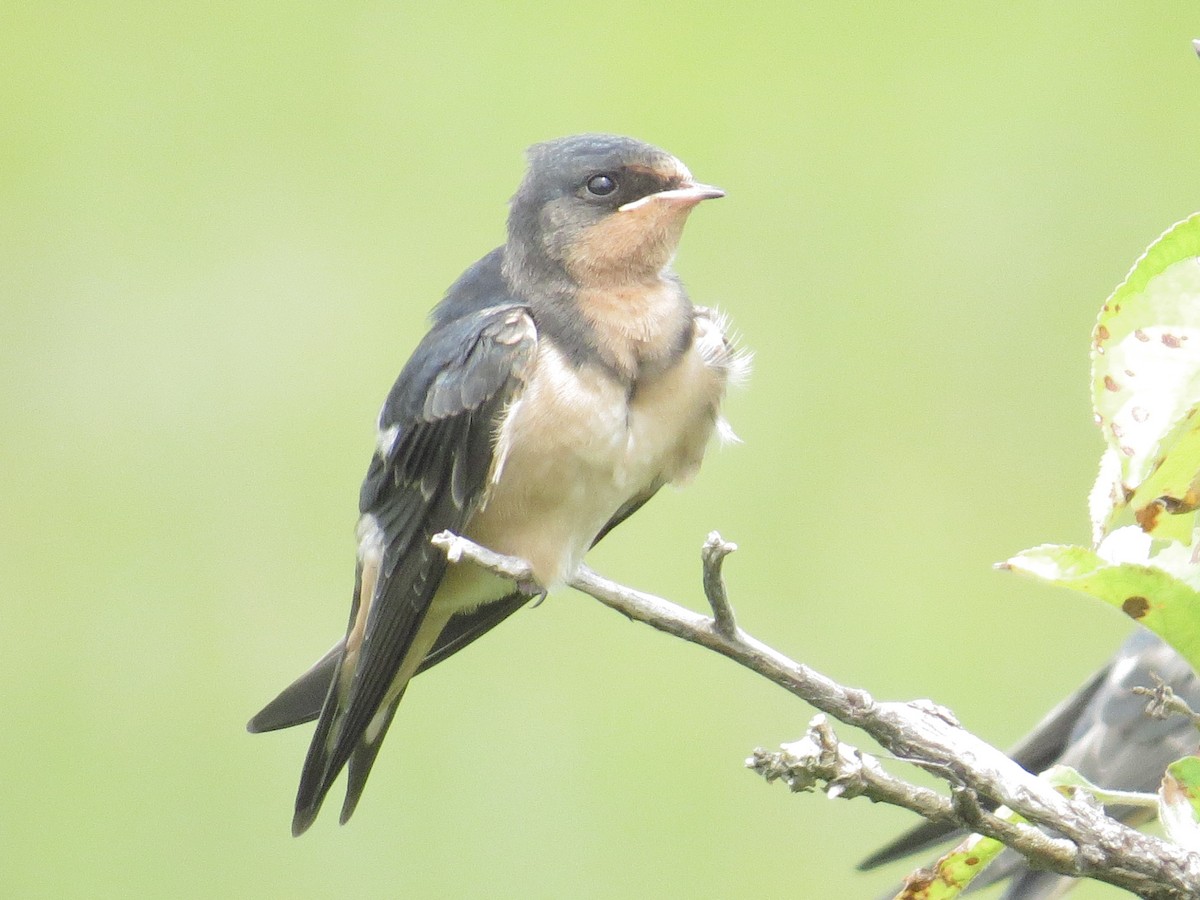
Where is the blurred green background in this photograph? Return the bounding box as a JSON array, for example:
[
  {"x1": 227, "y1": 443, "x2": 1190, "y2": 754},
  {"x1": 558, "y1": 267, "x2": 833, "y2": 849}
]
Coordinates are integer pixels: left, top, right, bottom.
[{"x1": 5, "y1": 3, "x2": 1200, "y2": 897}]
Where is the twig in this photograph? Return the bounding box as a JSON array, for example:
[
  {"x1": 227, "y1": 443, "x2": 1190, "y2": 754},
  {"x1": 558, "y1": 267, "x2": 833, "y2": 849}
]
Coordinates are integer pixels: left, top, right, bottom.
[
  {"x1": 432, "y1": 531, "x2": 534, "y2": 582},
  {"x1": 432, "y1": 531, "x2": 1200, "y2": 898},
  {"x1": 701, "y1": 531, "x2": 738, "y2": 637},
  {"x1": 1134, "y1": 675, "x2": 1200, "y2": 730},
  {"x1": 747, "y1": 715, "x2": 1076, "y2": 863},
  {"x1": 747, "y1": 716, "x2": 1096, "y2": 891}
]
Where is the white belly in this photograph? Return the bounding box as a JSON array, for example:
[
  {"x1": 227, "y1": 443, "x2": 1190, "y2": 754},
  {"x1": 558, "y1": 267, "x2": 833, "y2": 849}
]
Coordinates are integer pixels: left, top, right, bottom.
[{"x1": 461, "y1": 319, "x2": 734, "y2": 591}]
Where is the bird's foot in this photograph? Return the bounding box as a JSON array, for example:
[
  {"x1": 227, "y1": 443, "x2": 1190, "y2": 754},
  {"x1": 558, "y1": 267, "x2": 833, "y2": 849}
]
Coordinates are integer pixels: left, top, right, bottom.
[{"x1": 519, "y1": 578, "x2": 549, "y2": 606}]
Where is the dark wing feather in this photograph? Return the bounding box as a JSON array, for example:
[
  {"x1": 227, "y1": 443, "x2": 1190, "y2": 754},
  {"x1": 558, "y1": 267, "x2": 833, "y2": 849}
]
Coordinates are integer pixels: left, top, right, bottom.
[
  {"x1": 249, "y1": 486, "x2": 661, "y2": 737},
  {"x1": 246, "y1": 641, "x2": 346, "y2": 734},
  {"x1": 857, "y1": 665, "x2": 1110, "y2": 871},
  {"x1": 290, "y1": 303, "x2": 537, "y2": 834},
  {"x1": 591, "y1": 483, "x2": 663, "y2": 548},
  {"x1": 246, "y1": 591, "x2": 529, "y2": 735},
  {"x1": 862, "y1": 629, "x2": 1200, "y2": 899}
]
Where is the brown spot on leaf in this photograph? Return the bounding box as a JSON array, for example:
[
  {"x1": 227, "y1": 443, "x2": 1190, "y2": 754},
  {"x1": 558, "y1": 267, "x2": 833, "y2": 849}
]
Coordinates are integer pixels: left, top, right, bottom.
[
  {"x1": 1111, "y1": 423, "x2": 1124, "y2": 438},
  {"x1": 1122, "y1": 596, "x2": 1150, "y2": 619},
  {"x1": 1132, "y1": 407, "x2": 1149, "y2": 422},
  {"x1": 900, "y1": 870, "x2": 937, "y2": 891},
  {"x1": 1163, "y1": 333, "x2": 1183, "y2": 349},
  {"x1": 964, "y1": 856, "x2": 979, "y2": 866},
  {"x1": 1122, "y1": 484, "x2": 1135, "y2": 503},
  {"x1": 1121, "y1": 445, "x2": 1135, "y2": 457},
  {"x1": 1104, "y1": 375, "x2": 1120, "y2": 392},
  {"x1": 1096, "y1": 324, "x2": 1110, "y2": 341},
  {"x1": 1135, "y1": 502, "x2": 1162, "y2": 531},
  {"x1": 1124, "y1": 369, "x2": 1135, "y2": 377},
  {"x1": 1134, "y1": 329, "x2": 1150, "y2": 342}
]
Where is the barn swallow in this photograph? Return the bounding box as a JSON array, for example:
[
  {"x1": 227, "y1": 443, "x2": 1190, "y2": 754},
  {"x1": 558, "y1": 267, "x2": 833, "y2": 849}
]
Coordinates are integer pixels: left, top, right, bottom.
[
  {"x1": 247, "y1": 134, "x2": 746, "y2": 835},
  {"x1": 861, "y1": 628, "x2": 1200, "y2": 898}
]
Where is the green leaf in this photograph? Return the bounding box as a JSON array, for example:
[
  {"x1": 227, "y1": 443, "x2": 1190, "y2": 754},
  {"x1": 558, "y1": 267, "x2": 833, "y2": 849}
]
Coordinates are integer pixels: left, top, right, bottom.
[
  {"x1": 1090, "y1": 213, "x2": 1200, "y2": 539},
  {"x1": 893, "y1": 832, "x2": 1007, "y2": 900},
  {"x1": 1160, "y1": 756, "x2": 1200, "y2": 852},
  {"x1": 1001, "y1": 541, "x2": 1200, "y2": 674},
  {"x1": 1040, "y1": 763, "x2": 1157, "y2": 809},
  {"x1": 1128, "y1": 415, "x2": 1200, "y2": 542}
]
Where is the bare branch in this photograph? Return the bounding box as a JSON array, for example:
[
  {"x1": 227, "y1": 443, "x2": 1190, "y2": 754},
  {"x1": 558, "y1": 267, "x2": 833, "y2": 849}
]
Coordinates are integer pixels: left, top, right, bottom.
[
  {"x1": 1134, "y1": 675, "x2": 1200, "y2": 729},
  {"x1": 432, "y1": 531, "x2": 534, "y2": 583},
  {"x1": 432, "y1": 531, "x2": 1200, "y2": 898},
  {"x1": 748, "y1": 716, "x2": 1172, "y2": 897},
  {"x1": 701, "y1": 531, "x2": 738, "y2": 637}
]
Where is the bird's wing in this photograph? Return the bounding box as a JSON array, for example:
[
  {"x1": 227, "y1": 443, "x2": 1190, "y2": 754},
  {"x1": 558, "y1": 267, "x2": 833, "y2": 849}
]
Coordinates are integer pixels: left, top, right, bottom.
[
  {"x1": 246, "y1": 590, "x2": 531, "y2": 735},
  {"x1": 856, "y1": 665, "x2": 1111, "y2": 872},
  {"x1": 247, "y1": 641, "x2": 347, "y2": 734},
  {"x1": 591, "y1": 484, "x2": 663, "y2": 548},
  {"x1": 861, "y1": 629, "x2": 1200, "y2": 898},
  {"x1": 290, "y1": 303, "x2": 538, "y2": 834},
  {"x1": 249, "y1": 482, "x2": 663, "y2": 738}
]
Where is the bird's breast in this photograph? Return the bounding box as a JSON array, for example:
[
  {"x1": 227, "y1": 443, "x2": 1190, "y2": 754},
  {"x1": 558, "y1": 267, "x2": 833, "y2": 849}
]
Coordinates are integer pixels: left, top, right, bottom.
[{"x1": 463, "y1": 313, "x2": 737, "y2": 589}]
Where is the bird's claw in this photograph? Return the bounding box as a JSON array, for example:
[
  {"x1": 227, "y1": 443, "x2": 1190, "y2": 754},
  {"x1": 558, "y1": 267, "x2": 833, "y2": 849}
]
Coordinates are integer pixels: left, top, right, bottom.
[{"x1": 518, "y1": 579, "x2": 549, "y2": 606}]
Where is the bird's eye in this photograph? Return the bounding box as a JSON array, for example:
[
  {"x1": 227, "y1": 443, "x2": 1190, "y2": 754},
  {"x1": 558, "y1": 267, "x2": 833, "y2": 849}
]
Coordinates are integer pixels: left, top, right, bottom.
[{"x1": 586, "y1": 174, "x2": 617, "y2": 196}]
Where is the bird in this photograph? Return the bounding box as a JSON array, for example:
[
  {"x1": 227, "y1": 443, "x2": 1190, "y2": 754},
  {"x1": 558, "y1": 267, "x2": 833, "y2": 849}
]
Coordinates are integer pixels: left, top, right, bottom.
[
  {"x1": 860, "y1": 628, "x2": 1200, "y2": 898},
  {"x1": 246, "y1": 133, "x2": 746, "y2": 836}
]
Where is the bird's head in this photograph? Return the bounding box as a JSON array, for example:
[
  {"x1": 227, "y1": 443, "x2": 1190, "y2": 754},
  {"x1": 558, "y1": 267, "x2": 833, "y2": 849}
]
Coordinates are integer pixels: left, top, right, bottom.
[{"x1": 505, "y1": 134, "x2": 723, "y2": 291}]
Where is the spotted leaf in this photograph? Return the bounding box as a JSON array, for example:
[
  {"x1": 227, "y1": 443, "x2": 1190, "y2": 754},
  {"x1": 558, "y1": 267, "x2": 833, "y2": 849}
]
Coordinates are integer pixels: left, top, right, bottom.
[
  {"x1": 1001, "y1": 540, "x2": 1200, "y2": 675},
  {"x1": 1160, "y1": 756, "x2": 1200, "y2": 853},
  {"x1": 1091, "y1": 213, "x2": 1200, "y2": 539}
]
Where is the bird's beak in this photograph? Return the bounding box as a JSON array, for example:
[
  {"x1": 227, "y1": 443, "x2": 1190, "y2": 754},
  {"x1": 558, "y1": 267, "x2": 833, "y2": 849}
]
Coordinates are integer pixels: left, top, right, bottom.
[{"x1": 618, "y1": 182, "x2": 725, "y2": 213}]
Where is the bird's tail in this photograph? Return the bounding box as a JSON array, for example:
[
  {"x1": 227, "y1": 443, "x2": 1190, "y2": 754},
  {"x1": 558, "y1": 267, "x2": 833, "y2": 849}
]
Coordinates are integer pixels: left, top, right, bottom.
[{"x1": 291, "y1": 688, "x2": 405, "y2": 836}]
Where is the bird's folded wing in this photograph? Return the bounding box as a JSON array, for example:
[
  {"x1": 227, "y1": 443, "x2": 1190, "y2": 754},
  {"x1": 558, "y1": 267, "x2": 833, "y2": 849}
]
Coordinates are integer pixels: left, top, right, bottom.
[
  {"x1": 291, "y1": 303, "x2": 538, "y2": 824},
  {"x1": 860, "y1": 630, "x2": 1200, "y2": 899}
]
